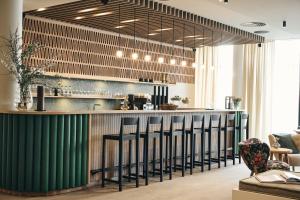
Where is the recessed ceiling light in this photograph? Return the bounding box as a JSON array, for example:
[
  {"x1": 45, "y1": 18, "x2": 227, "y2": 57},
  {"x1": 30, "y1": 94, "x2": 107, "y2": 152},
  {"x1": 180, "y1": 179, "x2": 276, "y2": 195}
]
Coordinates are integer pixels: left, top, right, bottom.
[
  {"x1": 121, "y1": 19, "x2": 140, "y2": 23},
  {"x1": 78, "y1": 7, "x2": 98, "y2": 13},
  {"x1": 75, "y1": 16, "x2": 86, "y2": 20},
  {"x1": 37, "y1": 8, "x2": 46, "y2": 12},
  {"x1": 115, "y1": 26, "x2": 125, "y2": 29},
  {"x1": 185, "y1": 35, "x2": 202, "y2": 38},
  {"x1": 254, "y1": 30, "x2": 269, "y2": 34},
  {"x1": 155, "y1": 28, "x2": 172, "y2": 32},
  {"x1": 195, "y1": 37, "x2": 206, "y2": 40},
  {"x1": 176, "y1": 39, "x2": 183, "y2": 42},
  {"x1": 148, "y1": 33, "x2": 158, "y2": 36},
  {"x1": 93, "y1": 11, "x2": 113, "y2": 17},
  {"x1": 240, "y1": 22, "x2": 266, "y2": 27}
]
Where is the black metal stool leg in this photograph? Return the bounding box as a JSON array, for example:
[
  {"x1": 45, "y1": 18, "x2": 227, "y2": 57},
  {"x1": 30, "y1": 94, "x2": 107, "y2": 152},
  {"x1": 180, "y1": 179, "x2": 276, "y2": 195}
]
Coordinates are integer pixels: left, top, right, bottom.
[
  {"x1": 165, "y1": 136, "x2": 169, "y2": 172},
  {"x1": 152, "y1": 138, "x2": 157, "y2": 177},
  {"x1": 232, "y1": 132, "x2": 236, "y2": 165},
  {"x1": 101, "y1": 138, "x2": 106, "y2": 187},
  {"x1": 118, "y1": 140, "x2": 123, "y2": 192},
  {"x1": 218, "y1": 130, "x2": 221, "y2": 168},
  {"x1": 208, "y1": 131, "x2": 212, "y2": 170},
  {"x1": 193, "y1": 134, "x2": 196, "y2": 169},
  {"x1": 145, "y1": 136, "x2": 149, "y2": 185},
  {"x1": 185, "y1": 134, "x2": 188, "y2": 169},
  {"x1": 190, "y1": 133, "x2": 194, "y2": 175}
]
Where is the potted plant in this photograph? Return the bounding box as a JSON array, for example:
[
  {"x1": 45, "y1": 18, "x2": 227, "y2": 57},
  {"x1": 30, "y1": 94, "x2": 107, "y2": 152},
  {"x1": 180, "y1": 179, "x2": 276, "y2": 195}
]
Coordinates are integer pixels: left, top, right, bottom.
[
  {"x1": 0, "y1": 30, "x2": 56, "y2": 110},
  {"x1": 232, "y1": 97, "x2": 242, "y2": 110}
]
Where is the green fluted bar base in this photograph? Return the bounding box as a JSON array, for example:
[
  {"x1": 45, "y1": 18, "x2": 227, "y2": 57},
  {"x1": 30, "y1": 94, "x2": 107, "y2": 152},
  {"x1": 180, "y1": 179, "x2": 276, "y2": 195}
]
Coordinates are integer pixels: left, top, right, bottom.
[{"x1": 0, "y1": 113, "x2": 89, "y2": 194}]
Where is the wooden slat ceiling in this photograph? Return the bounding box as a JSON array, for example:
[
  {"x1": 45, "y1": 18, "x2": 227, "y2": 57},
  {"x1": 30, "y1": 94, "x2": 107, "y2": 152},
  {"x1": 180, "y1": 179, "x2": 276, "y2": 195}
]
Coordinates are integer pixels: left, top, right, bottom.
[{"x1": 25, "y1": 0, "x2": 264, "y2": 48}]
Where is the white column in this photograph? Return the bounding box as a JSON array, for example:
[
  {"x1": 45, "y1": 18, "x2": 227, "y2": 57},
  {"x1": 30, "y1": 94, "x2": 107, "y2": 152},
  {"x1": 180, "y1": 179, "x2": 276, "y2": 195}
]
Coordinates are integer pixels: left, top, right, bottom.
[{"x1": 0, "y1": 0, "x2": 23, "y2": 110}]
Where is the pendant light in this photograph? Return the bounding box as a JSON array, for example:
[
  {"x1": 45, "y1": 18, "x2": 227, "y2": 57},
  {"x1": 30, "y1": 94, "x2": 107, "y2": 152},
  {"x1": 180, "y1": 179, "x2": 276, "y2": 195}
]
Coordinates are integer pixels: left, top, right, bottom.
[
  {"x1": 201, "y1": 28, "x2": 205, "y2": 69},
  {"x1": 192, "y1": 23, "x2": 197, "y2": 68},
  {"x1": 131, "y1": 8, "x2": 138, "y2": 60},
  {"x1": 181, "y1": 22, "x2": 187, "y2": 67},
  {"x1": 170, "y1": 19, "x2": 176, "y2": 65},
  {"x1": 144, "y1": 11, "x2": 151, "y2": 62},
  {"x1": 116, "y1": 4, "x2": 123, "y2": 58},
  {"x1": 211, "y1": 30, "x2": 215, "y2": 70},
  {"x1": 158, "y1": 16, "x2": 164, "y2": 64}
]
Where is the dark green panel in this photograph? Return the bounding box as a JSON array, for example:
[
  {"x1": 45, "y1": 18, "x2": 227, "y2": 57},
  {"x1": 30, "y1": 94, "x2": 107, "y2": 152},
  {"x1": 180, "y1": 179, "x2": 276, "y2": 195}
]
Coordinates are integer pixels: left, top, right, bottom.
[
  {"x1": 41, "y1": 115, "x2": 50, "y2": 193},
  {"x1": 6, "y1": 115, "x2": 13, "y2": 189},
  {"x1": 33, "y1": 116, "x2": 42, "y2": 192},
  {"x1": 63, "y1": 115, "x2": 70, "y2": 189},
  {"x1": 17, "y1": 115, "x2": 26, "y2": 192},
  {"x1": 56, "y1": 115, "x2": 64, "y2": 190},
  {"x1": 81, "y1": 115, "x2": 88, "y2": 185},
  {"x1": 49, "y1": 115, "x2": 58, "y2": 191},
  {"x1": 75, "y1": 115, "x2": 82, "y2": 187},
  {"x1": 1, "y1": 114, "x2": 7, "y2": 189},
  {"x1": 69, "y1": 115, "x2": 77, "y2": 188},
  {"x1": 25, "y1": 116, "x2": 34, "y2": 192},
  {"x1": 11, "y1": 115, "x2": 19, "y2": 190},
  {"x1": 0, "y1": 114, "x2": 3, "y2": 188}
]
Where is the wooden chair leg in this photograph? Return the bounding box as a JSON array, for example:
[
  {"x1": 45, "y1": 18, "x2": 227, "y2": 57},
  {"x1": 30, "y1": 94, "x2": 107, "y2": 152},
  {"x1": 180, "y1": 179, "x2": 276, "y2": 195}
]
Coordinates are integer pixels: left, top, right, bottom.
[
  {"x1": 128, "y1": 140, "x2": 132, "y2": 182},
  {"x1": 174, "y1": 136, "x2": 177, "y2": 172},
  {"x1": 169, "y1": 135, "x2": 173, "y2": 180},
  {"x1": 201, "y1": 133, "x2": 205, "y2": 172},
  {"x1": 181, "y1": 133, "x2": 185, "y2": 177},
  {"x1": 136, "y1": 138, "x2": 139, "y2": 188},
  {"x1": 101, "y1": 138, "x2": 106, "y2": 187},
  {"x1": 152, "y1": 138, "x2": 156, "y2": 177},
  {"x1": 118, "y1": 140, "x2": 123, "y2": 192},
  {"x1": 159, "y1": 134, "x2": 163, "y2": 182}
]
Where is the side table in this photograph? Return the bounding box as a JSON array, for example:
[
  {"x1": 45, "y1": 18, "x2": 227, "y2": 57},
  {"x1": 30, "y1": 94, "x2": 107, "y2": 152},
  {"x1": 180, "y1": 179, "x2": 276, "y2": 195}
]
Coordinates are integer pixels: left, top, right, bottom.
[{"x1": 270, "y1": 148, "x2": 292, "y2": 163}]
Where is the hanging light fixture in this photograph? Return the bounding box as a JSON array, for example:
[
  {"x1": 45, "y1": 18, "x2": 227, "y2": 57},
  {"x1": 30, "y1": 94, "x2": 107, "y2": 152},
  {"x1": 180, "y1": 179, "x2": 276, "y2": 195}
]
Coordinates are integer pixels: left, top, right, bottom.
[
  {"x1": 158, "y1": 16, "x2": 164, "y2": 64},
  {"x1": 131, "y1": 8, "x2": 138, "y2": 60},
  {"x1": 201, "y1": 28, "x2": 205, "y2": 69},
  {"x1": 181, "y1": 23, "x2": 187, "y2": 67},
  {"x1": 170, "y1": 19, "x2": 176, "y2": 65},
  {"x1": 116, "y1": 4, "x2": 123, "y2": 58},
  {"x1": 211, "y1": 30, "x2": 215, "y2": 70},
  {"x1": 192, "y1": 23, "x2": 197, "y2": 68},
  {"x1": 144, "y1": 11, "x2": 151, "y2": 62}
]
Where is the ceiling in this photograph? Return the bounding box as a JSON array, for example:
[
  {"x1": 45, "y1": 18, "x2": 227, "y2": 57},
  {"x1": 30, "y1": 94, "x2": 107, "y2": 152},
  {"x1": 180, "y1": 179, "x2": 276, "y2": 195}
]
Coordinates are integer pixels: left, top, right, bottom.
[
  {"x1": 23, "y1": 0, "x2": 300, "y2": 40},
  {"x1": 154, "y1": 0, "x2": 300, "y2": 40}
]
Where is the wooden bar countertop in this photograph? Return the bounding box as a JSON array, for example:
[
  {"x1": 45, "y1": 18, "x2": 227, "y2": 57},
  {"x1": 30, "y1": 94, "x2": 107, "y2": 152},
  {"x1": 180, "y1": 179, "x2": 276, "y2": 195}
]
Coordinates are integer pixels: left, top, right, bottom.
[{"x1": 0, "y1": 108, "x2": 242, "y2": 115}]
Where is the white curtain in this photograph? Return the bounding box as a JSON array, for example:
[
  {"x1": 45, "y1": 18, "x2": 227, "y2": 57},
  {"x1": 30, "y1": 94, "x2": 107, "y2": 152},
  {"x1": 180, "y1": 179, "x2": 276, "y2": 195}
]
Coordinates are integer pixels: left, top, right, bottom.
[
  {"x1": 195, "y1": 46, "x2": 220, "y2": 108},
  {"x1": 233, "y1": 42, "x2": 275, "y2": 141}
]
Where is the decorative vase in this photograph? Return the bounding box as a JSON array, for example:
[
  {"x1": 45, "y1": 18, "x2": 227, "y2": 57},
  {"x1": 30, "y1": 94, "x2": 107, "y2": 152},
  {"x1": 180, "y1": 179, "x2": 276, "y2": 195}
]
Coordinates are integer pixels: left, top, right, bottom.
[
  {"x1": 17, "y1": 85, "x2": 33, "y2": 110},
  {"x1": 233, "y1": 102, "x2": 241, "y2": 110}
]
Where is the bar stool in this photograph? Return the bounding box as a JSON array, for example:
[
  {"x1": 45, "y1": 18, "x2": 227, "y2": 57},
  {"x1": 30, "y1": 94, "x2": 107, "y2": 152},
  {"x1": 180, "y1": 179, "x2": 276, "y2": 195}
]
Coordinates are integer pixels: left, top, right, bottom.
[
  {"x1": 185, "y1": 114, "x2": 205, "y2": 174},
  {"x1": 221, "y1": 113, "x2": 236, "y2": 167},
  {"x1": 164, "y1": 116, "x2": 185, "y2": 180},
  {"x1": 102, "y1": 117, "x2": 140, "y2": 192},
  {"x1": 205, "y1": 114, "x2": 221, "y2": 170},
  {"x1": 236, "y1": 113, "x2": 249, "y2": 163},
  {"x1": 141, "y1": 116, "x2": 164, "y2": 185}
]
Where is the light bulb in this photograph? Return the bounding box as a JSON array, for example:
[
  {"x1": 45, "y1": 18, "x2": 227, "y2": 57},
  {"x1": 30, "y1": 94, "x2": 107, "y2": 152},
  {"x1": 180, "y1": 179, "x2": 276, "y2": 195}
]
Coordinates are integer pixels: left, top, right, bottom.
[
  {"x1": 192, "y1": 62, "x2": 197, "y2": 68},
  {"x1": 181, "y1": 60, "x2": 187, "y2": 67},
  {"x1": 132, "y1": 52, "x2": 138, "y2": 60},
  {"x1": 116, "y1": 50, "x2": 123, "y2": 58},
  {"x1": 144, "y1": 54, "x2": 151, "y2": 62},
  {"x1": 170, "y1": 58, "x2": 176, "y2": 65},
  {"x1": 158, "y1": 57, "x2": 164, "y2": 64}
]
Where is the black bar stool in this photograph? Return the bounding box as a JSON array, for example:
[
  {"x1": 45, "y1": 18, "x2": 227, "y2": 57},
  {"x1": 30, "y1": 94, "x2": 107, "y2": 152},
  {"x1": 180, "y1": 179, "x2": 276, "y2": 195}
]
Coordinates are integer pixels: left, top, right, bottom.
[
  {"x1": 221, "y1": 113, "x2": 236, "y2": 167},
  {"x1": 205, "y1": 114, "x2": 221, "y2": 170},
  {"x1": 102, "y1": 117, "x2": 140, "y2": 192},
  {"x1": 185, "y1": 114, "x2": 205, "y2": 174},
  {"x1": 236, "y1": 113, "x2": 249, "y2": 163},
  {"x1": 164, "y1": 116, "x2": 185, "y2": 180},
  {"x1": 141, "y1": 116, "x2": 164, "y2": 185}
]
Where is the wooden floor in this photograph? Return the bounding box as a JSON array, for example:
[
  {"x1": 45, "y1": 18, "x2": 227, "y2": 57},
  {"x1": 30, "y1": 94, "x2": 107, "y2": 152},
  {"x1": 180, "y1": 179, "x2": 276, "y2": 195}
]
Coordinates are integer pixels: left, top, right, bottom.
[{"x1": 0, "y1": 163, "x2": 251, "y2": 200}]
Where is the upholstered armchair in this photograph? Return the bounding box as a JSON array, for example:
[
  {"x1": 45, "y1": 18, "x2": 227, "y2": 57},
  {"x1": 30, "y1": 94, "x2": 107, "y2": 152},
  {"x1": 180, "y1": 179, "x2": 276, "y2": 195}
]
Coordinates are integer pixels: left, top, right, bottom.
[{"x1": 239, "y1": 138, "x2": 290, "y2": 176}]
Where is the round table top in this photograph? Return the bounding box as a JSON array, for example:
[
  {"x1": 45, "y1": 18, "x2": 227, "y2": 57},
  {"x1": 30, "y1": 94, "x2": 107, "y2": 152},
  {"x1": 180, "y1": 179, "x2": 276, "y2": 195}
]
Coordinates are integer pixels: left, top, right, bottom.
[{"x1": 270, "y1": 147, "x2": 293, "y2": 154}]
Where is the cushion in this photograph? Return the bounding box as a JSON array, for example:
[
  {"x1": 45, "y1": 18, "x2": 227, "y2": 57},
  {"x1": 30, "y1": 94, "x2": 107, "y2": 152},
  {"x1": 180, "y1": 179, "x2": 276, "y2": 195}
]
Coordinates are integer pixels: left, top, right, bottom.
[
  {"x1": 291, "y1": 134, "x2": 300, "y2": 151},
  {"x1": 272, "y1": 133, "x2": 299, "y2": 154},
  {"x1": 288, "y1": 154, "x2": 300, "y2": 166}
]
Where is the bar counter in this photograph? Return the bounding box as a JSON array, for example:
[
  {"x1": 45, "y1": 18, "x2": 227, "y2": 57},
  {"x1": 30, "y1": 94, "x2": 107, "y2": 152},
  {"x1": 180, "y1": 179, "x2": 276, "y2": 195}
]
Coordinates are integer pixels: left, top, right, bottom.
[{"x1": 0, "y1": 109, "x2": 243, "y2": 195}]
